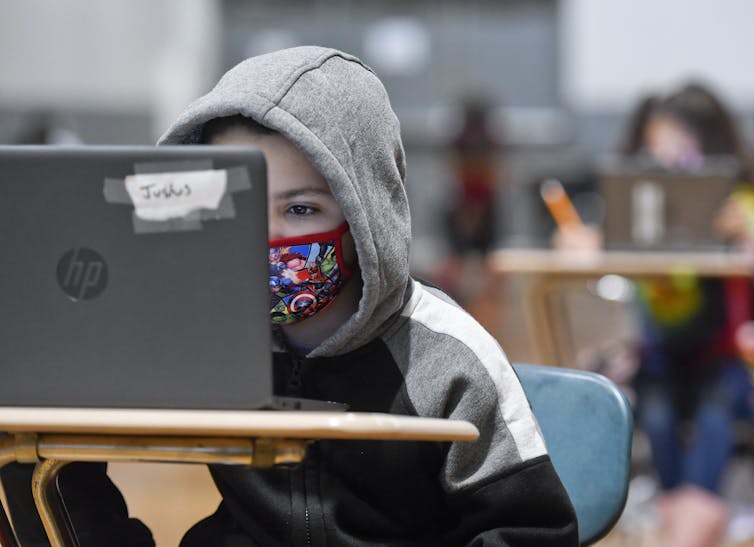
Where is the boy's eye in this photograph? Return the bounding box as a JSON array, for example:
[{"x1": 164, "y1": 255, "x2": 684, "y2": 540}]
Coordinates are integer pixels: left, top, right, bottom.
[{"x1": 287, "y1": 205, "x2": 316, "y2": 215}]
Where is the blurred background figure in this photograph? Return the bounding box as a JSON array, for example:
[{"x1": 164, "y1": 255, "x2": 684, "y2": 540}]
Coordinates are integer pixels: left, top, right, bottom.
[
  {"x1": 433, "y1": 96, "x2": 504, "y2": 311},
  {"x1": 631, "y1": 84, "x2": 754, "y2": 547},
  {"x1": 447, "y1": 97, "x2": 502, "y2": 263},
  {"x1": 554, "y1": 81, "x2": 754, "y2": 547}
]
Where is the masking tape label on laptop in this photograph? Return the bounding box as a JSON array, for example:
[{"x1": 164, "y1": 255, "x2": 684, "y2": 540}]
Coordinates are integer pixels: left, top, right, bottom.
[
  {"x1": 103, "y1": 161, "x2": 252, "y2": 234},
  {"x1": 125, "y1": 170, "x2": 227, "y2": 222}
]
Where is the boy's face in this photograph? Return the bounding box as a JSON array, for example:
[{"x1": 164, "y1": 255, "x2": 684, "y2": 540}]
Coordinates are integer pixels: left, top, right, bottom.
[{"x1": 211, "y1": 128, "x2": 356, "y2": 265}]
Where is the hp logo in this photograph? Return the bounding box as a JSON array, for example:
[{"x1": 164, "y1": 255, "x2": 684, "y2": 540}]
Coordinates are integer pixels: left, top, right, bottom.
[{"x1": 56, "y1": 248, "x2": 108, "y2": 301}]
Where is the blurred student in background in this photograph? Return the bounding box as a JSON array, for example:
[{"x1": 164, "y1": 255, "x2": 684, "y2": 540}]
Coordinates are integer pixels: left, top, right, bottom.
[
  {"x1": 554, "y1": 81, "x2": 754, "y2": 547},
  {"x1": 446, "y1": 98, "x2": 501, "y2": 264},
  {"x1": 432, "y1": 97, "x2": 505, "y2": 328}
]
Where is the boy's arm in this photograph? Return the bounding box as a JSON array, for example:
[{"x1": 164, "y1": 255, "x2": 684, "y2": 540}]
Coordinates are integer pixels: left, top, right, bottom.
[
  {"x1": 435, "y1": 362, "x2": 578, "y2": 546},
  {"x1": 0, "y1": 461, "x2": 155, "y2": 547},
  {"x1": 444, "y1": 455, "x2": 578, "y2": 546},
  {"x1": 394, "y1": 281, "x2": 579, "y2": 545}
]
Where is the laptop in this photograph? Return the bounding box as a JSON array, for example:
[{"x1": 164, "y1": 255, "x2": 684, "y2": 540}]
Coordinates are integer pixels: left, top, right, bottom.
[
  {"x1": 0, "y1": 145, "x2": 341, "y2": 411},
  {"x1": 598, "y1": 155, "x2": 739, "y2": 251}
]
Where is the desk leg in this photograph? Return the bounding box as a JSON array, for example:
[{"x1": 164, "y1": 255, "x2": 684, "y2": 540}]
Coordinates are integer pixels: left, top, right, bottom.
[
  {"x1": 523, "y1": 275, "x2": 561, "y2": 366},
  {"x1": 32, "y1": 460, "x2": 78, "y2": 547},
  {"x1": 0, "y1": 499, "x2": 15, "y2": 547},
  {"x1": 6, "y1": 435, "x2": 311, "y2": 547},
  {"x1": 522, "y1": 274, "x2": 588, "y2": 367},
  {"x1": 0, "y1": 438, "x2": 20, "y2": 547}
]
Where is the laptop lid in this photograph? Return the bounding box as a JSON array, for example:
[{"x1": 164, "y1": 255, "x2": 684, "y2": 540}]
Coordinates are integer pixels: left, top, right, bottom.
[
  {"x1": 598, "y1": 155, "x2": 738, "y2": 251},
  {"x1": 0, "y1": 145, "x2": 279, "y2": 410}
]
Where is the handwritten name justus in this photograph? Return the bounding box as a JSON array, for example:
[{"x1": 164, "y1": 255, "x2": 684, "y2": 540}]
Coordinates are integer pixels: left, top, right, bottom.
[{"x1": 138, "y1": 183, "x2": 192, "y2": 199}]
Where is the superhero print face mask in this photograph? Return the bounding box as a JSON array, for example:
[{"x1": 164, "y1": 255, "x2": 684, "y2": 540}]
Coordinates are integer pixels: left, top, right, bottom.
[{"x1": 268, "y1": 222, "x2": 353, "y2": 325}]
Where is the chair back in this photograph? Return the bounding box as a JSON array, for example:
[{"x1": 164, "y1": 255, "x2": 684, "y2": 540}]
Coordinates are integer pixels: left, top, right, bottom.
[{"x1": 513, "y1": 363, "x2": 633, "y2": 546}]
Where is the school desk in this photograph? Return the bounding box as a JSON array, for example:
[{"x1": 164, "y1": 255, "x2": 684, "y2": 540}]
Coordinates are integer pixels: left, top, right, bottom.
[
  {"x1": 0, "y1": 409, "x2": 478, "y2": 547},
  {"x1": 487, "y1": 248, "x2": 754, "y2": 366}
]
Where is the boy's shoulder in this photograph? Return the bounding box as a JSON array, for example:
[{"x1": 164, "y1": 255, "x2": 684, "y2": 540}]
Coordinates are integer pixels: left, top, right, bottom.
[
  {"x1": 399, "y1": 278, "x2": 498, "y2": 342},
  {"x1": 383, "y1": 278, "x2": 510, "y2": 380},
  {"x1": 381, "y1": 279, "x2": 548, "y2": 466}
]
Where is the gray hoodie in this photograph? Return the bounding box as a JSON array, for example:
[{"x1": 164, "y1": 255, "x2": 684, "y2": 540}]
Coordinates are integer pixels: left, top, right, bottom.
[
  {"x1": 159, "y1": 46, "x2": 409, "y2": 358},
  {"x1": 159, "y1": 46, "x2": 577, "y2": 546}
]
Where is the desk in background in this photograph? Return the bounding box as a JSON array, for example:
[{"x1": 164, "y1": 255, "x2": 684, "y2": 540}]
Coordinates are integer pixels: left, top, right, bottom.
[{"x1": 487, "y1": 248, "x2": 754, "y2": 366}]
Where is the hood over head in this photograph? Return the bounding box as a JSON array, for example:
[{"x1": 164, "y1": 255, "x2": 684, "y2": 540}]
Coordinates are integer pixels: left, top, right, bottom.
[{"x1": 159, "y1": 46, "x2": 411, "y2": 357}]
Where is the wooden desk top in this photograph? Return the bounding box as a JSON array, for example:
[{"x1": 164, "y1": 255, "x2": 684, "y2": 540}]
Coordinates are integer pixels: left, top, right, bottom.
[
  {"x1": 488, "y1": 248, "x2": 754, "y2": 277},
  {"x1": 0, "y1": 408, "x2": 479, "y2": 442}
]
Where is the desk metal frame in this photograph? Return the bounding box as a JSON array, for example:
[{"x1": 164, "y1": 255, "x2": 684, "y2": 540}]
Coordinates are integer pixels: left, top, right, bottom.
[{"x1": 0, "y1": 433, "x2": 310, "y2": 547}]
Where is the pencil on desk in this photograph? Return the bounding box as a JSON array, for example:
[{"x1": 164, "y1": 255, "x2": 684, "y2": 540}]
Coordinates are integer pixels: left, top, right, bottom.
[{"x1": 540, "y1": 178, "x2": 583, "y2": 228}]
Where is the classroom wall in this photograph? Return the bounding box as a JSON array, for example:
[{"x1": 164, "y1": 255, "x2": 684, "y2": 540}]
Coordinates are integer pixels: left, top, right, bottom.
[
  {"x1": 561, "y1": 0, "x2": 754, "y2": 111},
  {"x1": 0, "y1": 0, "x2": 221, "y2": 143}
]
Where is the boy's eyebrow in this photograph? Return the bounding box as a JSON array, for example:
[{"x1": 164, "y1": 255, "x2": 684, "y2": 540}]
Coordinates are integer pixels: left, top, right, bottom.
[{"x1": 271, "y1": 187, "x2": 332, "y2": 200}]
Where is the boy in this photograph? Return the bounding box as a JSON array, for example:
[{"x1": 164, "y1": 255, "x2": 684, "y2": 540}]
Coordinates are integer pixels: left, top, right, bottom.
[
  {"x1": 3, "y1": 46, "x2": 577, "y2": 546},
  {"x1": 164, "y1": 45, "x2": 577, "y2": 547}
]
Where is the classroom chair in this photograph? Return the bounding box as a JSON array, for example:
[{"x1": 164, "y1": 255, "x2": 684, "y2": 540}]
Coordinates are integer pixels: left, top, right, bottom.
[{"x1": 513, "y1": 363, "x2": 633, "y2": 546}]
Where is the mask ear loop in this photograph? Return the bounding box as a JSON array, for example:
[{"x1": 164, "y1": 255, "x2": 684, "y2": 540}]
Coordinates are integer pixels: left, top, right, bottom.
[{"x1": 331, "y1": 222, "x2": 354, "y2": 280}]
